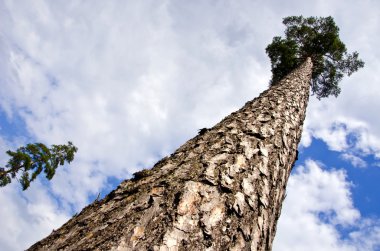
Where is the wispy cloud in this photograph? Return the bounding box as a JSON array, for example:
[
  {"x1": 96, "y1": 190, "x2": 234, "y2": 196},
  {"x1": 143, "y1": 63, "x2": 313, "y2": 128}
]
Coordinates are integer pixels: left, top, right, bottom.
[
  {"x1": 340, "y1": 153, "x2": 367, "y2": 168},
  {"x1": 0, "y1": 181, "x2": 70, "y2": 250}
]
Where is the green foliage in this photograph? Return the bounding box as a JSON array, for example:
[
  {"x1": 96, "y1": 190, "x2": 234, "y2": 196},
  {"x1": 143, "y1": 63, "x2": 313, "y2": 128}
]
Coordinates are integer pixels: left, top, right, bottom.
[
  {"x1": 0, "y1": 142, "x2": 78, "y2": 190},
  {"x1": 266, "y1": 16, "x2": 364, "y2": 99}
]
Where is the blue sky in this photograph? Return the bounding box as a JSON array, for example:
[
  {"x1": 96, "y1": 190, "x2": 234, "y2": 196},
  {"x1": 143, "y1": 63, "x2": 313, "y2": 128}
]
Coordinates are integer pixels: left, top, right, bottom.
[{"x1": 1, "y1": 0, "x2": 380, "y2": 250}]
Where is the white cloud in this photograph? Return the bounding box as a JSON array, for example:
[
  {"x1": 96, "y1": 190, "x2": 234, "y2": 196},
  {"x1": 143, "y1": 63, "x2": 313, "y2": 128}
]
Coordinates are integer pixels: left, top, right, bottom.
[
  {"x1": 348, "y1": 222, "x2": 380, "y2": 251},
  {"x1": 373, "y1": 162, "x2": 380, "y2": 168},
  {"x1": 0, "y1": 137, "x2": 10, "y2": 167},
  {"x1": 301, "y1": 95, "x2": 380, "y2": 159},
  {"x1": 273, "y1": 160, "x2": 380, "y2": 251},
  {"x1": 0, "y1": 181, "x2": 70, "y2": 250},
  {"x1": 340, "y1": 153, "x2": 367, "y2": 168}
]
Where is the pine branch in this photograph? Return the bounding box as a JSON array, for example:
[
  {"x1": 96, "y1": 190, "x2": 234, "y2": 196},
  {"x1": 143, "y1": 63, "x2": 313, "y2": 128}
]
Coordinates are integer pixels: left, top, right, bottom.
[{"x1": 0, "y1": 142, "x2": 78, "y2": 190}]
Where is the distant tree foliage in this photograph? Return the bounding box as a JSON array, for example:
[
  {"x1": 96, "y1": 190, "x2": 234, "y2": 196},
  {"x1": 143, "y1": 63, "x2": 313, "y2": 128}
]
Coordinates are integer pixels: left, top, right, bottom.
[
  {"x1": 266, "y1": 16, "x2": 364, "y2": 99},
  {"x1": 0, "y1": 142, "x2": 77, "y2": 190}
]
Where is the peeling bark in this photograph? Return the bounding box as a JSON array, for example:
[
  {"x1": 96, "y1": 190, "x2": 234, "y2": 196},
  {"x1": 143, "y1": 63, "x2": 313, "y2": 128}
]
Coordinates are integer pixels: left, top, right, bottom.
[{"x1": 28, "y1": 58, "x2": 313, "y2": 251}]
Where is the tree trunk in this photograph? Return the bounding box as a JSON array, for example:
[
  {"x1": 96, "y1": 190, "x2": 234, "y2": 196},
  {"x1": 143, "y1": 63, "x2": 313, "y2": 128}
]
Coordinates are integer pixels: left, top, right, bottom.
[{"x1": 28, "y1": 58, "x2": 312, "y2": 251}]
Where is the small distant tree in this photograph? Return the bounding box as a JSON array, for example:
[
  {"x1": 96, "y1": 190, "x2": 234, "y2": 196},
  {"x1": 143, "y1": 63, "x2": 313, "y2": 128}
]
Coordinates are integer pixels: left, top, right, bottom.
[
  {"x1": 266, "y1": 16, "x2": 364, "y2": 98},
  {"x1": 0, "y1": 141, "x2": 77, "y2": 190}
]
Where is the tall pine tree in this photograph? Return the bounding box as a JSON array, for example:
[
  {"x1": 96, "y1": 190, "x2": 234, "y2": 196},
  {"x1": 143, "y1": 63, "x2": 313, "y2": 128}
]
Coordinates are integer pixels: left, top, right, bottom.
[{"x1": 28, "y1": 16, "x2": 363, "y2": 250}]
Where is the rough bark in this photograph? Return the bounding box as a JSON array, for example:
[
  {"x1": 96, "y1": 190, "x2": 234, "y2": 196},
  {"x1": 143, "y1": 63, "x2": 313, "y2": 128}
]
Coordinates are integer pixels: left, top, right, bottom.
[{"x1": 28, "y1": 58, "x2": 313, "y2": 251}]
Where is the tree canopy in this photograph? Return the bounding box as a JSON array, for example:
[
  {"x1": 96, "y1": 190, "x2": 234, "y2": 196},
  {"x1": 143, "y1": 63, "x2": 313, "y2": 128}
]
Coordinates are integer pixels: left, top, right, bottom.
[
  {"x1": 0, "y1": 142, "x2": 77, "y2": 190},
  {"x1": 266, "y1": 16, "x2": 364, "y2": 99}
]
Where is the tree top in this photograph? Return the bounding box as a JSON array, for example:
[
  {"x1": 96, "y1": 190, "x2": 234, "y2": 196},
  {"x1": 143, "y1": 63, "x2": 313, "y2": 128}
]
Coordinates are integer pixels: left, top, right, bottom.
[{"x1": 266, "y1": 16, "x2": 364, "y2": 99}]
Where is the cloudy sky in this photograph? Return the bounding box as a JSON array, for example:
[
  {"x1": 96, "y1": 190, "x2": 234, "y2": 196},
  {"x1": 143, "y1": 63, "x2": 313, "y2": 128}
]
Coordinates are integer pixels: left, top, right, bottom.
[{"x1": 0, "y1": 0, "x2": 379, "y2": 250}]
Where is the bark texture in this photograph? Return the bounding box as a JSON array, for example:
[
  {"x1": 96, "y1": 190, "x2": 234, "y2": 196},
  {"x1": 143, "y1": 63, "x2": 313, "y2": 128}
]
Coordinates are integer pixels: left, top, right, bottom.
[{"x1": 28, "y1": 59, "x2": 312, "y2": 251}]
